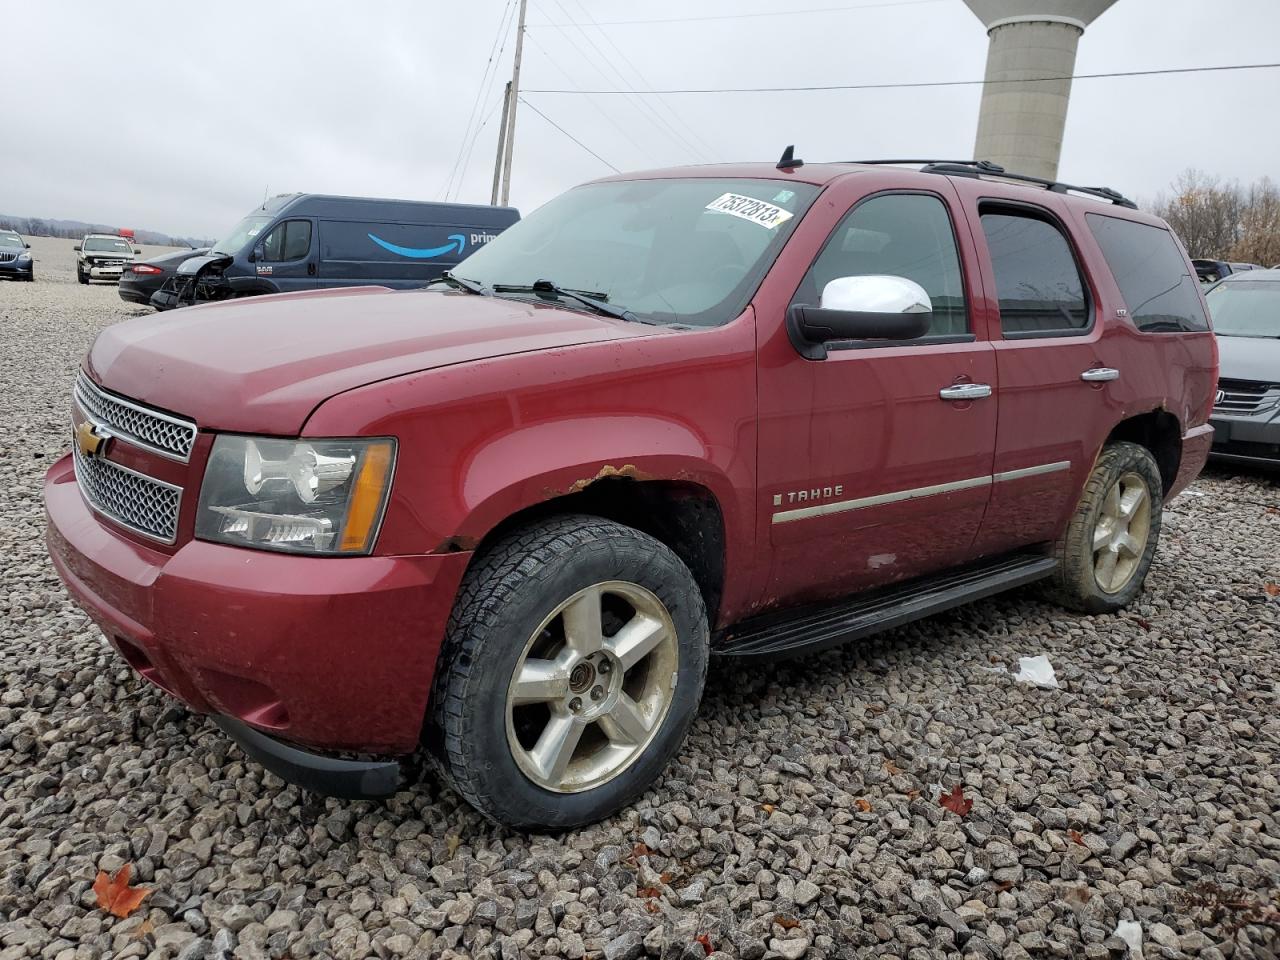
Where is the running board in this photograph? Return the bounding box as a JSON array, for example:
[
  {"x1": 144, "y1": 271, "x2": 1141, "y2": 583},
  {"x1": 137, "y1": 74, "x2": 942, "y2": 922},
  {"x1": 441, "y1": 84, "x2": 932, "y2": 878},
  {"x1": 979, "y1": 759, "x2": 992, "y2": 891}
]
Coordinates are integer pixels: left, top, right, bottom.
[{"x1": 713, "y1": 553, "x2": 1058, "y2": 662}]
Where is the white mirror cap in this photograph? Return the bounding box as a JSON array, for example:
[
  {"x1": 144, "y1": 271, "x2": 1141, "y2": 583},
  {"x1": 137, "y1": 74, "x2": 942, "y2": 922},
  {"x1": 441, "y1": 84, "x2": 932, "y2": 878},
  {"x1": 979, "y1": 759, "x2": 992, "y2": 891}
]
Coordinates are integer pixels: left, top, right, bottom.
[{"x1": 820, "y1": 275, "x2": 933, "y2": 314}]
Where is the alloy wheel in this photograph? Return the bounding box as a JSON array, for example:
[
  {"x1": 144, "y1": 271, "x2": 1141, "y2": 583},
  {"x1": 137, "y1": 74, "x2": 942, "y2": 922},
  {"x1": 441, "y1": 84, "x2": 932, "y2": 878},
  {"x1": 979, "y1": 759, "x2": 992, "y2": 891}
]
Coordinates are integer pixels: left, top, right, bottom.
[{"x1": 1091, "y1": 471, "x2": 1152, "y2": 593}]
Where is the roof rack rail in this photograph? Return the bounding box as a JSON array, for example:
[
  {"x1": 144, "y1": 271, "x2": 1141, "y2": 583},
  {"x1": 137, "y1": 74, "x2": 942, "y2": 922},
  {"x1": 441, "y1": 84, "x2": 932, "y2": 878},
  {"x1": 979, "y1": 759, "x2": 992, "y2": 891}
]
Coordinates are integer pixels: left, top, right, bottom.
[{"x1": 848, "y1": 158, "x2": 1137, "y2": 209}]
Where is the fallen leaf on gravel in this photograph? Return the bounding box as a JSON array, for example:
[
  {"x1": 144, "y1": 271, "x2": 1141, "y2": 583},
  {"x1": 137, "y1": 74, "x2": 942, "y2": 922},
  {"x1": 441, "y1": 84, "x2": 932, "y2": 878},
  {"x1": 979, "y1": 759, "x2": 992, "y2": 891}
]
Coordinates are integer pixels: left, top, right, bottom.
[
  {"x1": 637, "y1": 886, "x2": 662, "y2": 899},
  {"x1": 855, "y1": 798, "x2": 873, "y2": 812},
  {"x1": 883, "y1": 760, "x2": 903, "y2": 776},
  {"x1": 132, "y1": 919, "x2": 154, "y2": 940},
  {"x1": 1069, "y1": 829, "x2": 1086, "y2": 846},
  {"x1": 659, "y1": 871, "x2": 673, "y2": 884},
  {"x1": 865, "y1": 704, "x2": 886, "y2": 716},
  {"x1": 995, "y1": 880, "x2": 1015, "y2": 893},
  {"x1": 939, "y1": 784, "x2": 973, "y2": 817},
  {"x1": 644, "y1": 899, "x2": 661, "y2": 913},
  {"x1": 774, "y1": 915, "x2": 801, "y2": 930},
  {"x1": 761, "y1": 803, "x2": 776, "y2": 815},
  {"x1": 93, "y1": 864, "x2": 150, "y2": 918},
  {"x1": 631, "y1": 842, "x2": 652, "y2": 860},
  {"x1": 1265, "y1": 582, "x2": 1280, "y2": 599},
  {"x1": 445, "y1": 835, "x2": 461, "y2": 857},
  {"x1": 694, "y1": 933, "x2": 713, "y2": 955}
]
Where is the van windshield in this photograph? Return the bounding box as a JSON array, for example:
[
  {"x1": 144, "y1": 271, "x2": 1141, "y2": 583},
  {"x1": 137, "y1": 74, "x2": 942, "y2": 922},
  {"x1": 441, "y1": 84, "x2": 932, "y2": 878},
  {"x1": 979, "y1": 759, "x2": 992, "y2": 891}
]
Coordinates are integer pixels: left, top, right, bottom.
[
  {"x1": 452, "y1": 178, "x2": 818, "y2": 326},
  {"x1": 212, "y1": 215, "x2": 272, "y2": 255}
]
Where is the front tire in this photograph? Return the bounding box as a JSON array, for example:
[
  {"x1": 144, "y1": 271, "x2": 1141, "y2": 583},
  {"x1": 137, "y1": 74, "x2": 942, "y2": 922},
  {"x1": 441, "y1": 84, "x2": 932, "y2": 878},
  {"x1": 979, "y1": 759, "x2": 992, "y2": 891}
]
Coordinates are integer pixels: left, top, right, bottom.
[
  {"x1": 1048, "y1": 442, "x2": 1163, "y2": 614},
  {"x1": 77, "y1": 268, "x2": 88, "y2": 285},
  {"x1": 433, "y1": 515, "x2": 709, "y2": 830}
]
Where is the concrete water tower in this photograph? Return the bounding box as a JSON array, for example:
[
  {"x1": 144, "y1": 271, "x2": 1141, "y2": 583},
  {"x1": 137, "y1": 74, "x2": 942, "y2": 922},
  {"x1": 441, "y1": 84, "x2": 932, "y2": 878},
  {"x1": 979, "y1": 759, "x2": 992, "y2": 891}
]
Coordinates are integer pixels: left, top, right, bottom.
[{"x1": 964, "y1": 0, "x2": 1118, "y2": 179}]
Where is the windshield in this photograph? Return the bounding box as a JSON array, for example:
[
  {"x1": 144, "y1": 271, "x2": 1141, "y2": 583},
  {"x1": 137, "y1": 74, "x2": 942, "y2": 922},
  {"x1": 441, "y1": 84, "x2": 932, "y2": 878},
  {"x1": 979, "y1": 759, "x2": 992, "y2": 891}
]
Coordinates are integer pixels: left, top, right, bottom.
[
  {"x1": 1205, "y1": 280, "x2": 1280, "y2": 337},
  {"x1": 83, "y1": 237, "x2": 131, "y2": 253},
  {"x1": 212, "y1": 215, "x2": 272, "y2": 255},
  {"x1": 0, "y1": 233, "x2": 21, "y2": 249},
  {"x1": 453, "y1": 178, "x2": 819, "y2": 325}
]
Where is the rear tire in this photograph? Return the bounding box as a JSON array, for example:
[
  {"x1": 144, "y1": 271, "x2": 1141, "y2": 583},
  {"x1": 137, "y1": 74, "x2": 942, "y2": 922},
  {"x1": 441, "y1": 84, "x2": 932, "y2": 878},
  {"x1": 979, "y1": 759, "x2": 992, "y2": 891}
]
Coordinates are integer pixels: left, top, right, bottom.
[
  {"x1": 1047, "y1": 442, "x2": 1163, "y2": 614},
  {"x1": 432, "y1": 515, "x2": 708, "y2": 830}
]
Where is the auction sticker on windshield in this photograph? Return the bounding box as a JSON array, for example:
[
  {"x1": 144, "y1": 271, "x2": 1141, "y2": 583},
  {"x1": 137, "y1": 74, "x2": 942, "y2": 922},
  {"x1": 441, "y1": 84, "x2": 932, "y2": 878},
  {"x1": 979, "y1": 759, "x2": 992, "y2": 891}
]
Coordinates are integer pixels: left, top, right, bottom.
[{"x1": 705, "y1": 193, "x2": 794, "y2": 229}]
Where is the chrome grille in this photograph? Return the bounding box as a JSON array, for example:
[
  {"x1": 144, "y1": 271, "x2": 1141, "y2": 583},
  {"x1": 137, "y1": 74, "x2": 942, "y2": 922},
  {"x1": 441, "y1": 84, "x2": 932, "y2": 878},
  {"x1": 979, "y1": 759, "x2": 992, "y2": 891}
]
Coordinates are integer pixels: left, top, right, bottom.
[
  {"x1": 74, "y1": 372, "x2": 197, "y2": 461},
  {"x1": 1214, "y1": 379, "x2": 1279, "y2": 417},
  {"x1": 72, "y1": 444, "x2": 181, "y2": 543},
  {"x1": 0, "y1": 252, "x2": 15, "y2": 263}
]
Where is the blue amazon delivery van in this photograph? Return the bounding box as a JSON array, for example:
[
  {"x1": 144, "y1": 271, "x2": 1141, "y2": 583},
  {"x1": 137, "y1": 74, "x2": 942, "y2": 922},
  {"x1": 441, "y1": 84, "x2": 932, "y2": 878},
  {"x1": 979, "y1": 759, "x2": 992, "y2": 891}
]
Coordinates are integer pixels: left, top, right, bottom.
[{"x1": 148, "y1": 194, "x2": 519, "y2": 310}]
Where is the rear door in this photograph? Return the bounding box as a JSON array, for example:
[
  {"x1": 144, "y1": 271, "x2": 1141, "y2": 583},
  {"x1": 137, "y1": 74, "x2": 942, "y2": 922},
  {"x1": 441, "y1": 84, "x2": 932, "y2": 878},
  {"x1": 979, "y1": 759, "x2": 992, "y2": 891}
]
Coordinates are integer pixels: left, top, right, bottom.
[
  {"x1": 755, "y1": 182, "x2": 998, "y2": 607},
  {"x1": 951, "y1": 183, "x2": 1121, "y2": 555},
  {"x1": 254, "y1": 218, "x2": 317, "y2": 292}
]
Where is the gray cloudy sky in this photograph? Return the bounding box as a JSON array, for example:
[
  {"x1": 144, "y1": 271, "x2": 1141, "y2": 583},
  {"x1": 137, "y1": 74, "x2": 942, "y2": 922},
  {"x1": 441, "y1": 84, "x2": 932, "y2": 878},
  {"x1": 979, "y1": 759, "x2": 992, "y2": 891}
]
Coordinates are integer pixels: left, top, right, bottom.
[{"x1": 5, "y1": 0, "x2": 1278, "y2": 238}]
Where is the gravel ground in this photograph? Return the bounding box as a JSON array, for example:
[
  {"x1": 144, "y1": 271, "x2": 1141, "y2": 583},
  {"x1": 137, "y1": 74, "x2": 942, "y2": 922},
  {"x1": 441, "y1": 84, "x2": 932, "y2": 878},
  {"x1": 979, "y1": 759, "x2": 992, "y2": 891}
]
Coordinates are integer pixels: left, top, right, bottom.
[{"x1": 2, "y1": 242, "x2": 1278, "y2": 960}]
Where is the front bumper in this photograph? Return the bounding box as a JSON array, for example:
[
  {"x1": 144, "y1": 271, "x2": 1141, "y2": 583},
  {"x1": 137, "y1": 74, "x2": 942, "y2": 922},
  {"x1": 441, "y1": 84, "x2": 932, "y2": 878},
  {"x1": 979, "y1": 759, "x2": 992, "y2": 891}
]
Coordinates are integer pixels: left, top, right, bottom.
[
  {"x1": 83, "y1": 262, "x2": 127, "y2": 280},
  {"x1": 0, "y1": 260, "x2": 33, "y2": 279},
  {"x1": 44, "y1": 452, "x2": 472, "y2": 779},
  {"x1": 1209, "y1": 412, "x2": 1280, "y2": 467}
]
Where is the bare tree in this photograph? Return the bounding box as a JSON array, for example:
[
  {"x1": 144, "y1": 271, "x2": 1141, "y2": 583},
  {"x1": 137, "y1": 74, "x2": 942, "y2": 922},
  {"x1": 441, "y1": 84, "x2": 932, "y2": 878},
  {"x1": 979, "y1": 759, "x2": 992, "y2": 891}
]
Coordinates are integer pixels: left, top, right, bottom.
[
  {"x1": 1228, "y1": 177, "x2": 1280, "y2": 267},
  {"x1": 1151, "y1": 170, "x2": 1244, "y2": 259}
]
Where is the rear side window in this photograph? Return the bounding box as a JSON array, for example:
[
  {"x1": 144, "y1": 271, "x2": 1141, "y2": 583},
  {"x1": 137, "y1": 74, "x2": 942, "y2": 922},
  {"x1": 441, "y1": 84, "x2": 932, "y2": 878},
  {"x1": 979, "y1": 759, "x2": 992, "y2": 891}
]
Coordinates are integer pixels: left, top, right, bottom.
[
  {"x1": 980, "y1": 209, "x2": 1089, "y2": 336},
  {"x1": 261, "y1": 220, "x2": 312, "y2": 261},
  {"x1": 1087, "y1": 215, "x2": 1209, "y2": 332}
]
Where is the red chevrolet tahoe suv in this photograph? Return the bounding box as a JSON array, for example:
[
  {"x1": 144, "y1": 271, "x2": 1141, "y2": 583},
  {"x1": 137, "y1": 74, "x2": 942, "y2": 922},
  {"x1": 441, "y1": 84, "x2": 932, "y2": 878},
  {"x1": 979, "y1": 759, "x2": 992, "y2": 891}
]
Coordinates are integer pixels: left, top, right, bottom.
[{"x1": 45, "y1": 158, "x2": 1217, "y2": 829}]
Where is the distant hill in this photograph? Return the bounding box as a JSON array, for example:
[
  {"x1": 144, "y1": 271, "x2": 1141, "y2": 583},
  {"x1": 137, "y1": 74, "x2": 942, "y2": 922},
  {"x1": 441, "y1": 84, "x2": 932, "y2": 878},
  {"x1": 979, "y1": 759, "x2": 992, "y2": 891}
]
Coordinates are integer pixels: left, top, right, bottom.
[{"x1": 0, "y1": 213, "x2": 212, "y2": 248}]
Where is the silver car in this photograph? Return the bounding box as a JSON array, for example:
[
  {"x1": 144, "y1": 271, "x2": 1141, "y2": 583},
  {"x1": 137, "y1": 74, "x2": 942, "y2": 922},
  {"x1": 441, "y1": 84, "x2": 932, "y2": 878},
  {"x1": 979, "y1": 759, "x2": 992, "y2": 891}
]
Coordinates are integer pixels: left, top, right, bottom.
[
  {"x1": 75, "y1": 234, "x2": 140, "y2": 284},
  {"x1": 1207, "y1": 269, "x2": 1280, "y2": 467}
]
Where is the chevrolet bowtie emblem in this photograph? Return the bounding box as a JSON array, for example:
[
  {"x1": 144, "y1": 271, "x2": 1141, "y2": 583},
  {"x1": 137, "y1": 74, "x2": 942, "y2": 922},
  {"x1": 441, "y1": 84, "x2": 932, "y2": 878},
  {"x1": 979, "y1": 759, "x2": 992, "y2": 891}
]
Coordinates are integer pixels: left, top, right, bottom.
[{"x1": 76, "y1": 420, "x2": 109, "y2": 458}]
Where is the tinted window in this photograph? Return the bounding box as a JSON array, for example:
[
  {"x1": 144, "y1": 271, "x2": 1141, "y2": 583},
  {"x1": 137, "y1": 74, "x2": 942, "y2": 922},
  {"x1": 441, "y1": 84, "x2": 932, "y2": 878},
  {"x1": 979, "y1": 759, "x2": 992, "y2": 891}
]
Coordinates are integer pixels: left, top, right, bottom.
[
  {"x1": 1204, "y1": 280, "x2": 1280, "y2": 338},
  {"x1": 261, "y1": 220, "x2": 312, "y2": 261},
  {"x1": 980, "y1": 210, "x2": 1088, "y2": 335},
  {"x1": 797, "y1": 193, "x2": 968, "y2": 336},
  {"x1": 1087, "y1": 214, "x2": 1208, "y2": 332}
]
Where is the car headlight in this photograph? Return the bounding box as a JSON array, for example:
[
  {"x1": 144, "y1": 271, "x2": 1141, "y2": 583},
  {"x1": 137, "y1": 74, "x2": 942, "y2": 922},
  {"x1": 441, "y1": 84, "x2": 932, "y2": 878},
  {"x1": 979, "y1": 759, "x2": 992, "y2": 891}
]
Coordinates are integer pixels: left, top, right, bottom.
[
  {"x1": 17, "y1": 252, "x2": 31, "y2": 262},
  {"x1": 196, "y1": 435, "x2": 396, "y2": 555}
]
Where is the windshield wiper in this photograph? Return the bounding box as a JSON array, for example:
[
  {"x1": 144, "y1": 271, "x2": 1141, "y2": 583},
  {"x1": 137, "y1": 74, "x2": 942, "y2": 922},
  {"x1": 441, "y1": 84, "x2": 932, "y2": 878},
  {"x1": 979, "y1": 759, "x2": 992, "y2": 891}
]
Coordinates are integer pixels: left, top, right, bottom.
[
  {"x1": 493, "y1": 279, "x2": 643, "y2": 323},
  {"x1": 435, "y1": 271, "x2": 490, "y2": 296}
]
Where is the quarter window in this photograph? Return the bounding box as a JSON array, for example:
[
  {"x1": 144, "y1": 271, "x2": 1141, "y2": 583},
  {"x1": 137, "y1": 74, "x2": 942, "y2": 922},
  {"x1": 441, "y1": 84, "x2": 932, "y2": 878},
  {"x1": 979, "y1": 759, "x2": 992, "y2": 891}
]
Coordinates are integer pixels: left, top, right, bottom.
[
  {"x1": 980, "y1": 209, "x2": 1089, "y2": 335},
  {"x1": 797, "y1": 193, "x2": 968, "y2": 337},
  {"x1": 261, "y1": 220, "x2": 312, "y2": 262},
  {"x1": 1087, "y1": 214, "x2": 1209, "y2": 332}
]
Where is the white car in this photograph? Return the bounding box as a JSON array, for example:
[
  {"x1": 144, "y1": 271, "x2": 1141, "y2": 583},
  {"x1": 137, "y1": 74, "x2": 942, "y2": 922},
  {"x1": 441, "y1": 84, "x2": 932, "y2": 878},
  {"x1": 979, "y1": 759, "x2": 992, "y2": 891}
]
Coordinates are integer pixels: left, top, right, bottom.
[{"x1": 76, "y1": 234, "x2": 140, "y2": 284}]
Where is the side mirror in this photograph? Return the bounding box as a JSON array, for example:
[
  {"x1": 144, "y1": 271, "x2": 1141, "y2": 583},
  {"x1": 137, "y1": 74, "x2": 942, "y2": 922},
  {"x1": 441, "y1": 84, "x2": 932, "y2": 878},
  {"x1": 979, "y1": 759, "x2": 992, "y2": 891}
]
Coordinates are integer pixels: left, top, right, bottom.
[
  {"x1": 134, "y1": 248, "x2": 142, "y2": 255},
  {"x1": 788, "y1": 275, "x2": 932, "y2": 359},
  {"x1": 251, "y1": 243, "x2": 265, "y2": 263},
  {"x1": 24, "y1": 242, "x2": 30, "y2": 248},
  {"x1": 73, "y1": 244, "x2": 82, "y2": 252}
]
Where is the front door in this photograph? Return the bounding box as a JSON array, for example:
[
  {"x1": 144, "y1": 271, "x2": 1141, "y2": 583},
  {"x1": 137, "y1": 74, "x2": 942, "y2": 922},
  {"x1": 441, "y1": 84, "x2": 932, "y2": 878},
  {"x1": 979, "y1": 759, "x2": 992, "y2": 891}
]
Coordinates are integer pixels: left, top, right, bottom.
[
  {"x1": 755, "y1": 188, "x2": 998, "y2": 609},
  {"x1": 254, "y1": 218, "x2": 317, "y2": 292}
]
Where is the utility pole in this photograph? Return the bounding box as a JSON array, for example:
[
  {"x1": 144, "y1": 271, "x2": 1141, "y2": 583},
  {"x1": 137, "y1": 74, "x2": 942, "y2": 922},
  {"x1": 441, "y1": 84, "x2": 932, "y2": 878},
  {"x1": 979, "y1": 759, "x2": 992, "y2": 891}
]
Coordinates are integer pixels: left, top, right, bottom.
[
  {"x1": 490, "y1": 82, "x2": 512, "y2": 206},
  {"x1": 498, "y1": 0, "x2": 527, "y2": 207}
]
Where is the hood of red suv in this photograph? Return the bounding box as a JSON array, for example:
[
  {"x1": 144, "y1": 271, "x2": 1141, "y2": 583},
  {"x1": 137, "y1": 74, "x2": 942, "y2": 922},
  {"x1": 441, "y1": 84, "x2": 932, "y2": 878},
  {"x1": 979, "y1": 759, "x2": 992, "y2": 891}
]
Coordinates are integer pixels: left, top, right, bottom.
[{"x1": 87, "y1": 286, "x2": 657, "y2": 434}]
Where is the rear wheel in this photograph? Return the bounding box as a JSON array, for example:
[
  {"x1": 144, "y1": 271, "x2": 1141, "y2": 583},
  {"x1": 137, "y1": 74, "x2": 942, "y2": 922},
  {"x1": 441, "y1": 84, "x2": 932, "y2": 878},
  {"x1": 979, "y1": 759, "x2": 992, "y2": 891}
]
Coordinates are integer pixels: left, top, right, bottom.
[
  {"x1": 433, "y1": 515, "x2": 708, "y2": 829},
  {"x1": 1048, "y1": 442, "x2": 1163, "y2": 614}
]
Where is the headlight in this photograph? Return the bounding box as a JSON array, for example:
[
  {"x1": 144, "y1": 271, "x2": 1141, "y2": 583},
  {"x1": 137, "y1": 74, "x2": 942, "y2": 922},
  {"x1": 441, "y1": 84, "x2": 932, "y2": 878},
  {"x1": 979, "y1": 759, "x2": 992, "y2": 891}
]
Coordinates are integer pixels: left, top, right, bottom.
[
  {"x1": 17, "y1": 252, "x2": 31, "y2": 262},
  {"x1": 196, "y1": 435, "x2": 396, "y2": 555}
]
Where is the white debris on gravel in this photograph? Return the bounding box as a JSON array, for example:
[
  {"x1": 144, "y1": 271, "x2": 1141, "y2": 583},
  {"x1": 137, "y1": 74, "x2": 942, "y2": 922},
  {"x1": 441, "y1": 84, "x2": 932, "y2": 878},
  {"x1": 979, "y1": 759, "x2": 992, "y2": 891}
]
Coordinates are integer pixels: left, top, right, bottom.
[
  {"x1": 1012, "y1": 654, "x2": 1059, "y2": 689},
  {"x1": 1113, "y1": 918, "x2": 1144, "y2": 958},
  {"x1": 2, "y1": 237, "x2": 1279, "y2": 959}
]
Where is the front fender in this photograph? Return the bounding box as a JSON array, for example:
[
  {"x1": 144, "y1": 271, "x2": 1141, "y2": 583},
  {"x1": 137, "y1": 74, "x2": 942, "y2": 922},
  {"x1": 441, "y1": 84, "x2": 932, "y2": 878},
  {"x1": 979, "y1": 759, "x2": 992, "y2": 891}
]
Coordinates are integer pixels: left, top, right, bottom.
[{"x1": 302, "y1": 324, "x2": 760, "y2": 610}]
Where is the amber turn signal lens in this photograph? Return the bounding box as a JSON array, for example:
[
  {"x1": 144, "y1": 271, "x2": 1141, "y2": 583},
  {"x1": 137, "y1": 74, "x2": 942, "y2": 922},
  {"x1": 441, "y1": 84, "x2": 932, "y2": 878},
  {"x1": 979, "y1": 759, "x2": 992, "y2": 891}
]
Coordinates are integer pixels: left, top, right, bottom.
[{"x1": 339, "y1": 441, "x2": 395, "y2": 553}]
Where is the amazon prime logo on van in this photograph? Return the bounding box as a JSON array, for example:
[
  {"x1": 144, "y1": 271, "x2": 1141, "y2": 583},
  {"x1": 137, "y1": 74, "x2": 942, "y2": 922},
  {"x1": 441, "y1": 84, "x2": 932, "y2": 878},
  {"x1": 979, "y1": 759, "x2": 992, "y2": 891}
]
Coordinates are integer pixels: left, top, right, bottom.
[{"x1": 367, "y1": 233, "x2": 467, "y2": 259}]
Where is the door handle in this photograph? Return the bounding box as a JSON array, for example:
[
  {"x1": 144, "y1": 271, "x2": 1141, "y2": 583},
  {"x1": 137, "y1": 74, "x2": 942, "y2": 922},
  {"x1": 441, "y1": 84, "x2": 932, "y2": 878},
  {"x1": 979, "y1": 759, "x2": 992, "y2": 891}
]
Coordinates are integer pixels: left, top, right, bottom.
[
  {"x1": 307, "y1": 262, "x2": 317, "y2": 277},
  {"x1": 1080, "y1": 367, "x2": 1119, "y2": 382},
  {"x1": 939, "y1": 383, "x2": 993, "y2": 401}
]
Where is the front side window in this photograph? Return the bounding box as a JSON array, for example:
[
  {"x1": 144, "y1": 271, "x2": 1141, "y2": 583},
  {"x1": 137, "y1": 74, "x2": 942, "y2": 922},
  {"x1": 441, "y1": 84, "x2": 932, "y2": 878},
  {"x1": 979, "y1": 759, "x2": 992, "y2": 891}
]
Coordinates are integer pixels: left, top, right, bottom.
[
  {"x1": 981, "y1": 209, "x2": 1089, "y2": 336},
  {"x1": 1205, "y1": 280, "x2": 1280, "y2": 338},
  {"x1": 1087, "y1": 214, "x2": 1208, "y2": 332},
  {"x1": 794, "y1": 192, "x2": 968, "y2": 337},
  {"x1": 453, "y1": 178, "x2": 819, "y2": 326},
  {"x1": 261, "y1": 220, "x2": 312, "y2": 262}
]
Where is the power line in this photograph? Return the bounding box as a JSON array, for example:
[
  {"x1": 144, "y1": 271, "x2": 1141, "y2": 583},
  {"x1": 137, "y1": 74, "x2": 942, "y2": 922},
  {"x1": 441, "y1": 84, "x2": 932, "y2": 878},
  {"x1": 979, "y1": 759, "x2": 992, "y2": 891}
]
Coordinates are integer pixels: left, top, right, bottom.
[
  {"x1": 533, "y1": 0, "x2": 943, "y2": 27},
  {"x1": 527, "y1": 61, "x2": 1280, "y2": 95},
  {"x1": 519, "y1": 97, "x2": 620, "y2": 172},
  {"x1": 562, "y1": 0, "x2": 719, "y2": 162},
  {"x1": 441, "y1": 0, "x2": 519, "y2": 200}
]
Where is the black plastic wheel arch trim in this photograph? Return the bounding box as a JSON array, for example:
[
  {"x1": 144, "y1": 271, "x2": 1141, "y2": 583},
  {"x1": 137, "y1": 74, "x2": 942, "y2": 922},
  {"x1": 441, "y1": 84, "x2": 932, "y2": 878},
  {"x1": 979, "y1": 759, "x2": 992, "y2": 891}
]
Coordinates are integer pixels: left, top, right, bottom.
[{"x1": 214, "y1": 716, "x2": 402, "y2": 800}]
